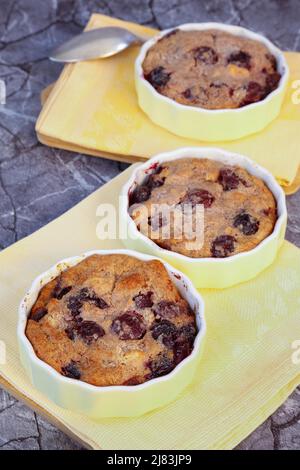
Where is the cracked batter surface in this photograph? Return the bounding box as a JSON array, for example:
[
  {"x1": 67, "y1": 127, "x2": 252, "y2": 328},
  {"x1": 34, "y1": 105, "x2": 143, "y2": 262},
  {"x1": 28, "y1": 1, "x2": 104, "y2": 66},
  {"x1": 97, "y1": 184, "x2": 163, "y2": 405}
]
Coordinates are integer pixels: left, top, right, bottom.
[
  {"x1": 26, "y1": 254, "x2": 197, "y2": 386},
  {"x1": 142, "y1": 29, "x2": 281, "y2": 109},
  {"x1": 129, "y1": 158, "x2": 277, "y2": 258}
]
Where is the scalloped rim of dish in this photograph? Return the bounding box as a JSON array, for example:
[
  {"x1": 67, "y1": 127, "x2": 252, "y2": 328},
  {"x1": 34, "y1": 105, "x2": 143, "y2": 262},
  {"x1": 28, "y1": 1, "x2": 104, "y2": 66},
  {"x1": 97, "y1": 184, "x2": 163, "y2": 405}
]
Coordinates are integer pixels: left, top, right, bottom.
[
  {"x1": 135, "y1": 22, "x2": 289, "y2": 114},
  {"x1": 121, "y1": 147, "x2": 287, "y2": 264},
  {"x1": 18, "y1": 249, "x2": 206, "y2": 393}
]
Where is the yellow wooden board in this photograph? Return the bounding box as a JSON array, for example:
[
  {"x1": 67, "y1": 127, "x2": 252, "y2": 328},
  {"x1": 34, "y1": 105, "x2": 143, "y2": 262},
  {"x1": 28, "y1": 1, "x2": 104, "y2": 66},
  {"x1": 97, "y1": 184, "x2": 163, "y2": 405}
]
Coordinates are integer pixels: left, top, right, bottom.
[{"x1": 40, "y1": 82, "x2": 300, "y2": 194}]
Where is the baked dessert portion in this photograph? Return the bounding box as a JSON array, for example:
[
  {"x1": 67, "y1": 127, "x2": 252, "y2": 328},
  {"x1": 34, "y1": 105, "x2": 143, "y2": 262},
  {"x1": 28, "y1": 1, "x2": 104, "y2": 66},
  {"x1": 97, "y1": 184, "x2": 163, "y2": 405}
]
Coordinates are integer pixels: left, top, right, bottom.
[
  {"x1": 26, "y1": 254, "x2": 197, "y2": 386},
  {"x1": 142, "y1": 29, "x2": 281, "y2": 109},
  {"x1": 129, "y1": 159, "x2": 277, "y2": 258}
]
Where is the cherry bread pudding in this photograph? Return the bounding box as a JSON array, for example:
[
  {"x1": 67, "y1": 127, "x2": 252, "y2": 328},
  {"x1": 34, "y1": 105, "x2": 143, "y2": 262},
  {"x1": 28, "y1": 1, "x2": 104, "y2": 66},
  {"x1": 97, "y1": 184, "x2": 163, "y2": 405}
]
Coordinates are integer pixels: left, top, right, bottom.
[
  {"x1": 142, "y1": 28, "x2": 281, "y2": 110},
  {"x1": 128, "y1": 158, "x2": 277, "y2": 258},
  {"x1": 25, "y1": 254, "x2": 197, "y2": 386}
]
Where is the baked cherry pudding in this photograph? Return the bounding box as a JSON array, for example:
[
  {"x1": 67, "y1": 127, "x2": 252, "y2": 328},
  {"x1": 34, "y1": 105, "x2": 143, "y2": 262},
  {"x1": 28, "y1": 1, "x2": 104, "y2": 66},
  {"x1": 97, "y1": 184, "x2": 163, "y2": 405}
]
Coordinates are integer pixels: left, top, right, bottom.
[
  {"x1": 25, "y1": 254, "x2": 197, "y2": 386},
  {"x1": 142, "y1": 28, "x2": 281, "y2": 109},
  {"x1": 128, "y1": 158, "x2": 277, "y2": 258}
]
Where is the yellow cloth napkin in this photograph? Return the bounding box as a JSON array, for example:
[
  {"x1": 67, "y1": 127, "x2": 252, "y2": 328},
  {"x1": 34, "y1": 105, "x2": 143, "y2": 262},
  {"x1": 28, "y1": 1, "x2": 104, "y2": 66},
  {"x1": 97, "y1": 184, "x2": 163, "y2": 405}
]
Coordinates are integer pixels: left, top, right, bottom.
[
  {"x1": 36, "y1": 14, "x2": 300, "y2": 190},
  {"x1": 0, "y1": 165, "x2": 299, "y2": 449}
]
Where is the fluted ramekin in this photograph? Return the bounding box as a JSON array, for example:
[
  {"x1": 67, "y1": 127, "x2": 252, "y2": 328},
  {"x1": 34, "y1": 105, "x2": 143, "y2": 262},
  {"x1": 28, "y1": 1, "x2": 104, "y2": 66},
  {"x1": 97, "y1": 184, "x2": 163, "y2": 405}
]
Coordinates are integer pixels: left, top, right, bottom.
[
  {"x1": 18, "y1": 249, "x2": 206, "y2": 419},
  {"x1": 121, "y1": 148, "x2": 287, "y2": 289},
  {"x1": 135, "y1": 23, "x2": 289, "y2": 142}
]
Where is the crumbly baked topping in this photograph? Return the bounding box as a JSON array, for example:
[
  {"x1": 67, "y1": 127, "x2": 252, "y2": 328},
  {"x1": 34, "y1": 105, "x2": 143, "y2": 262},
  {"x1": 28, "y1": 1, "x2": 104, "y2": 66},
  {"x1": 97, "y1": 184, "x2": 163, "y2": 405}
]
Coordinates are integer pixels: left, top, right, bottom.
[
  {"x1": 26, "y1": 254, "x2": 197, "y2": 386},
  {"x1": 129, "y1": 159, "x2": 277, "y2": 258},
  {"x1": 142, "y1": 29, "x2": 281, "y2": 109}
]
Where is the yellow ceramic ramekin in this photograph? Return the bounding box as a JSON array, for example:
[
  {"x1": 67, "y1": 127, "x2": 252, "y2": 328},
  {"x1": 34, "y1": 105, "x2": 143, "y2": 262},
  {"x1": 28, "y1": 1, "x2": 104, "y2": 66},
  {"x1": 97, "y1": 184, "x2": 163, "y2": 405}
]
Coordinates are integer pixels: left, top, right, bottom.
[
  {"x1": 135, "y1": 23, "x2": 289, "y2": 142},
  {"x1": 18, "y1": 249, "x2": 206, "y2": 419},
  {"x1": 120, "y1": 148, "x2": 287, "y2": 289}
]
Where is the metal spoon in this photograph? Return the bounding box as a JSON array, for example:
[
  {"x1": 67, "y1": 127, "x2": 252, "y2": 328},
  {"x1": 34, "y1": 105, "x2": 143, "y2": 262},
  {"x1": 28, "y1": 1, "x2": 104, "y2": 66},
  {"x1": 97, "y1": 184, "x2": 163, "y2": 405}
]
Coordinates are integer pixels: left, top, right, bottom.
[{"x1": 50, "y1": 27, "x2": 149, "y2": 63}]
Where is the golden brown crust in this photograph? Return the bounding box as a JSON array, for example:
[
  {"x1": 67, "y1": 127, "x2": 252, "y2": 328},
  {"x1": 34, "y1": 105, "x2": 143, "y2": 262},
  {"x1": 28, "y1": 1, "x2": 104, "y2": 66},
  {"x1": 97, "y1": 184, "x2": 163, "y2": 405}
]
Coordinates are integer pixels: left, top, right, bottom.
[
  {"x1": 26, "y1": 255, "x2": 197, "y2": 387},
  {"x1": 129, "y1": 159, "x2": 277, "y2": 258},
  {"x1": 142, "y1": 29, "x2": 281, "y2": 109}
]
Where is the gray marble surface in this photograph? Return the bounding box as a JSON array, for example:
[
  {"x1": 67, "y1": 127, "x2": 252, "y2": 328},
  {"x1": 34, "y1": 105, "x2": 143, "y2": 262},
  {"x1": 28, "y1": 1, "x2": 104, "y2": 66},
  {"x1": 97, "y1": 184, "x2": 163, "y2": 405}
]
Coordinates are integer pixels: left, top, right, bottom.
[{"x1": 0, "y1": 0, "x2": 299, "y2": 450}]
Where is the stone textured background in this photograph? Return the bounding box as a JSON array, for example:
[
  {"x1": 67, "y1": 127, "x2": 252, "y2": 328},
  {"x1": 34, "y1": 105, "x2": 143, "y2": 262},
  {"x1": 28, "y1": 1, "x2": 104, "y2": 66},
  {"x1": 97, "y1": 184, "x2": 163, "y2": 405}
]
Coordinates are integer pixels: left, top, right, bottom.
[{"x1": 0, "y1": 0, "x2": 299, "y2": 450}]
